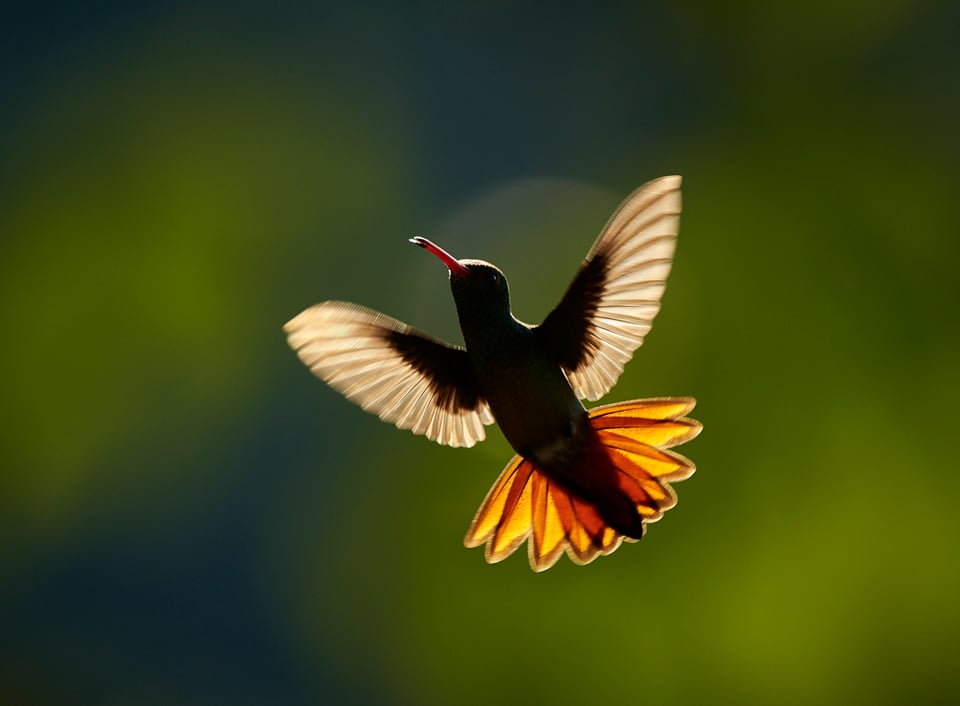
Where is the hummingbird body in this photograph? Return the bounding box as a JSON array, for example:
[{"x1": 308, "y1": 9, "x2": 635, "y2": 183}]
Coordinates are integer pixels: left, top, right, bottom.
[
  {"x1": 472, "y1": 337, "x2": 587, "y2": 467},
  {"x1": 452, "y1": 292, "x2": 584, "y2": 463},
  {"x1": 286, "y1": 176, "x2": 701, "y2": 570},
  {"x1": 447, "y1": 261, "x2": 633, "y2": 530}
]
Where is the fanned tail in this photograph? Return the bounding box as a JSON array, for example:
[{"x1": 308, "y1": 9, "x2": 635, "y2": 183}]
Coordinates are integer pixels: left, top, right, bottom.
[{"x1": 464, "y1": 397, "x2": 701, "y2": 571}]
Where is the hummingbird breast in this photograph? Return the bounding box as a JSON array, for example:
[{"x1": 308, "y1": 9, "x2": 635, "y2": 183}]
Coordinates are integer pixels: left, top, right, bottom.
[{"x1": 464, "y1": 320, "x2": 586, "y2": 461}]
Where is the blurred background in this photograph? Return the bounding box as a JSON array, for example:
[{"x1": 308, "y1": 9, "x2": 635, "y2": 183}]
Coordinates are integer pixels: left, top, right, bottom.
[{"x1": 2, "y1": 1, "x2": 959, "y2": 704}]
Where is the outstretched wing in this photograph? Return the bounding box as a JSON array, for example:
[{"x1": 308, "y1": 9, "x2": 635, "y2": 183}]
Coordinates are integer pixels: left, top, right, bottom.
[
  {"x1": 535, "y1": 175, "x2": 683, "y2": 400},
  {"x1": 285, "y1": 301, "x2": 494, "y2": 448}
]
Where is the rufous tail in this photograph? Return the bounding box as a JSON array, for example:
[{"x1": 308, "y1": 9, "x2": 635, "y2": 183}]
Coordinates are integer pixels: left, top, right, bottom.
[{"x1": 464, "y1": 397, "x2": 701, "y2": 572}]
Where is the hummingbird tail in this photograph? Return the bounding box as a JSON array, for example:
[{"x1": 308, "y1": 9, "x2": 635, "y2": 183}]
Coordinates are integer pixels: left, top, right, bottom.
[{"x1": 464, "y1": 397, "x2": 701, "y2": 571}]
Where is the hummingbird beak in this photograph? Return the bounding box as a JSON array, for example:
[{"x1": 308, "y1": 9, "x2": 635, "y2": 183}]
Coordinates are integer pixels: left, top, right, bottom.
[{"x1": 409, "y1": 237, "x2": 469, "y2": 276}]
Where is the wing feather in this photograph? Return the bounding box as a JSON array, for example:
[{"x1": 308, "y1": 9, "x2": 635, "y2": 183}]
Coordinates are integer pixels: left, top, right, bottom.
[
  {"x1": 536, "y1": 175, "x2": 683, "y2": 400},
  {"x1": 285, "y1": 301, "x2": 493, "y2": 448}
]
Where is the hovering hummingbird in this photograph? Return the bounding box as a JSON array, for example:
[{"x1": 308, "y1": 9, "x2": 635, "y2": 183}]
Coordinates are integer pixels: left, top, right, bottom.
[{"x1": 285, "y1": 175, "x2": 701, "y2": 571}]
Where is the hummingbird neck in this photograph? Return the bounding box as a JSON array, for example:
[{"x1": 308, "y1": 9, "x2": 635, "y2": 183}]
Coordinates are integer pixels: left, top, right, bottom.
[
  {"x1": 457, "y1": 306, "x2": 523, "y2": 354},
  {"x1": 447, "y1": 259, "x2": 516, "y2": 356}
]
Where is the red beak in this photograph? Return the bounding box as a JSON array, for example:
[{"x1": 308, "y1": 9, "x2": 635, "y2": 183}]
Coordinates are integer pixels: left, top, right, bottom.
[{"x1": 410, "y1": 237, "x2": 469, "y2": 276}]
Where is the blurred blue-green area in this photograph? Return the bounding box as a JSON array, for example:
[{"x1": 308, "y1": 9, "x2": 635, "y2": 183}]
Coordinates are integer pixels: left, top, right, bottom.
[{"x1": 2, "y1": 1, "x2": 959, "y2": 704}]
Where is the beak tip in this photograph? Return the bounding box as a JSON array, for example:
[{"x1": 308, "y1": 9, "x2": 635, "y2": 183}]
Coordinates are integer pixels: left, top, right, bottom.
[{"x1": 408, "y1": 236, "x2": 465, "y2": 274}]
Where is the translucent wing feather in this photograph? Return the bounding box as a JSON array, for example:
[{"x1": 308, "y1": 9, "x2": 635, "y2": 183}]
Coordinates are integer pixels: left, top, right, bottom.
[
  {"x1": 285, "y1": 301, "x2": 494, "y2": 448},
  {"x1": 536, "y1": 176, "x2": 683, "y2": 400}
]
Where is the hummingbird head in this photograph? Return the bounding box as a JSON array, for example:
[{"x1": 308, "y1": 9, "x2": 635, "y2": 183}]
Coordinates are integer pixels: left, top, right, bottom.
[{"x1": 410, "y1": 237, "x2": 512, "y2": 324}]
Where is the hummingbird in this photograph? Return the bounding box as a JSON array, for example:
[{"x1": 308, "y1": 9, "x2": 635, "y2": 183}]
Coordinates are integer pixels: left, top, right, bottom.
[{"x1": 285, "y1": 175, "x2": 701, "y2": 571}]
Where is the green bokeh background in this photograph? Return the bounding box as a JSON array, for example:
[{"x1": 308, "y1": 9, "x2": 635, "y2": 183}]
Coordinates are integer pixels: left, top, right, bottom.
[{"x1": 3, "y1": 2, "x2": 958, "y2": 704}]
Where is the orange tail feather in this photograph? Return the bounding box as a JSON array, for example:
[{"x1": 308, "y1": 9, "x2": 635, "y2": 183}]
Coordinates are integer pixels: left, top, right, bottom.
[{"x1": 464, "y1": 397, "x2": 701, "y2": 571}]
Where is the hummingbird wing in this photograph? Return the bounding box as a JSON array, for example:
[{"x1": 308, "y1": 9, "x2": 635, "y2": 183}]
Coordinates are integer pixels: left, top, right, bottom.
[
  {"x1": 535, "y1": 175, "x2": 682, "y2": 400},
  {"x1": 285, "y1": 301, "x2": 494, "y2": 448}
]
